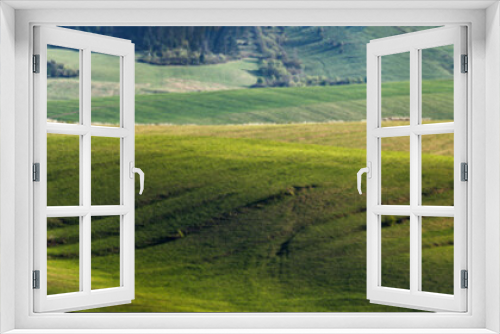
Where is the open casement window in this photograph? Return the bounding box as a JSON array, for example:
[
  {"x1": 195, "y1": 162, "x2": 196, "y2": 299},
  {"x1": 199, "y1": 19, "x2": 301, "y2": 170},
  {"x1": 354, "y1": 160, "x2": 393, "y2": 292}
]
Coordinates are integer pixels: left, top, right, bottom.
[
  {"x1": 364, "y1": 26, "x2": 467, "y2": 312},
  {"x1": 33, "y1": 26, "x2": 139, "y2": 312}
]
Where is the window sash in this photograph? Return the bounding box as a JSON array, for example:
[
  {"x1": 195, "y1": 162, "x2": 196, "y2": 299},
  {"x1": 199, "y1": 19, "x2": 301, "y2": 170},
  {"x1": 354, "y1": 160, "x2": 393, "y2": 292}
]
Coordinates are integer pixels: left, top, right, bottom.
[
  {"x1": 32, "y1": 26, "x2": 136, "y2": 313},
  {"x1": 366, "y1": 26, "x2": 468, "y2": 312}
]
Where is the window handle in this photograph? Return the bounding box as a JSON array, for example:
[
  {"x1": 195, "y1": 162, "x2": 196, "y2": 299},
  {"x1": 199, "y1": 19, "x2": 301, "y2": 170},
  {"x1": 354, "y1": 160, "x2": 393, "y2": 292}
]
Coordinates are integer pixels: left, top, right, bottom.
[
  {"x1": 357, "y1": 162, "x2": 372, "y2": 195},
  {"x1": 129, "y1": 162, "x2": 145, "y2": 195}
]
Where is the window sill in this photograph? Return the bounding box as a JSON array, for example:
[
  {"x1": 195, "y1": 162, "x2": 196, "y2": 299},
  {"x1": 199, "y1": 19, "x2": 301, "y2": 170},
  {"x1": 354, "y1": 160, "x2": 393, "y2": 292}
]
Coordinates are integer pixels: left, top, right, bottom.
[{"x1": 4, "y1": 329, "x2": 497, "y2": 334}]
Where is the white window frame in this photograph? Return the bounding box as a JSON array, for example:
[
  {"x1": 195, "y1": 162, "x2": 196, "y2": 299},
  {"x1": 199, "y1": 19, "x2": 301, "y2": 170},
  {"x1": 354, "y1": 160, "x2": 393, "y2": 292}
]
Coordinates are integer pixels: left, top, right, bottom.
[
  {"x1": 1, "y1": 1, "x2": 500, "y2": 333},
  {"x1": 366, "y1": 26, "x2": 467, "y2": 312},
  {"x1": 33, "y1": 26, "x2": 136, "y2": 313}
]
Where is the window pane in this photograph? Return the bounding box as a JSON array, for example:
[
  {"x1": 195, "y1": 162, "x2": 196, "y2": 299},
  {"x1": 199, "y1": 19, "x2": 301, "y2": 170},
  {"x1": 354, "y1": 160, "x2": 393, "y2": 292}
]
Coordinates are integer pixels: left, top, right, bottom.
[
  {"x1": 381, "y1": 136, "x2": 410, "y2": 205},
  {"x1": 421, "y1": 45, "x2": 454, "y2": 124},
  {"x1": 381, "y1": 52, "x2": 410, "y2": 127},
  {"x1": 381, "y1": 215, "x2": 410, "y2": 290},
  {"x1": 47, "y1": 46, "x2": 80, "y2": 124},
  {"x1": 47, "y1": 217, "x2": 80, "y2": 295},
  {"x1": 91, "y1": 137, "x2": 121, "y2": 206},
  {"x1": 91, "y1": 52, "x2": 120, "y2": 126},
  {"x1": 91, "y1": 216, "x2": 121, "y2": 290},
  {"x1": 421, "y1": 217, "x2": 454, "y2": 294},
  {"x1": 421, "y1": 133, "x2": 454, "y2": 206},
  {"x1": 47, "y1": 134, "x2": 80, "y2": 206}
]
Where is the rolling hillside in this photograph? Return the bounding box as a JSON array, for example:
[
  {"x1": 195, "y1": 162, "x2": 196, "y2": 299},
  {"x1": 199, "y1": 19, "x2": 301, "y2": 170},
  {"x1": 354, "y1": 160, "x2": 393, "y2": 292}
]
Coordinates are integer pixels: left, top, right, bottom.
[
  {"x1": 67, "y1": 26, "x2": 451, "y2": 83},
  {"x1": 47, "y1": 26, "x2": 454, "y2": 103},
  {"x1": 44, "y1": 26, "x2": 456, "y2": 313},
  {"x1": 46, "y1": 123, "x2": 454, "y2": 312},
  {"x1": 47, "y1": 49, "x2": 259, "y2": 99},
  {"x1": 282, "y1": 26, "x2": 452, "y2": 81},
  {"x1": 47, "y1": 80, "x2": 452, "y2": 125}
]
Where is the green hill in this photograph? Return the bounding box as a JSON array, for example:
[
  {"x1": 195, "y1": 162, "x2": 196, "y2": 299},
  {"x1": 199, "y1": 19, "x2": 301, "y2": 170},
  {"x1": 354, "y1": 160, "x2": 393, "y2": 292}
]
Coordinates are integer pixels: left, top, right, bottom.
[
  {"x1": 47, "y1": 26, "x2": 454, "y2": 99},
  {"x1": 46, "y1": 122, "x2": 454, "y2": 312},
  {"x1": 67, "y1": 26, "x2": 452, "y2": 84},
  {"x1": 44, "y1": 26, "x2": 456, "y2": 312},
  {"x1": 47, "y1": 80, "x2": 452, "y2": 125},
  {"x1": 46, "y1": 48, "x2": 259, "y2": 98},
  {"x1": 282, "y1": 26, "x2": 452, "y2": 81}
]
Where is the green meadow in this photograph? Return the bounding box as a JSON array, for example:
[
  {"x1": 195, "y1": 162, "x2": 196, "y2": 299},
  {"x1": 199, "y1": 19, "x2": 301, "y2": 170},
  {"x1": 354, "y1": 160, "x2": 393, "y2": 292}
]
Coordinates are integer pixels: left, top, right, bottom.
[
  {"x1": 48, "y1": 80, "x2": 452, "y2": 125},
  {"x1": 282, "y1": 26, "x2": 451, "y2": 82},
  {"x1": 47, "y1": 49, "x2": 259, "y2": 100},
  {"x1": 45, "y1": 43, "x2": 455, "y2": 312},
  {"x1": 46, "y1": 121, "x2": 454, "y2": 312}
]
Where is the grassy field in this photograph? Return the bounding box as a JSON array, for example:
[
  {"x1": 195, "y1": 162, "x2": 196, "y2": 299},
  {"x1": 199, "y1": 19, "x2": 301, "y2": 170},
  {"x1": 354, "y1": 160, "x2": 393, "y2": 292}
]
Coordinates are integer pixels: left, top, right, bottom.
[
  {"x1": 47, "y1": 80, "x2": 453, "y2": 125},
  {"x1": 282, "y1": 26, "x2": 452, "y2": 82},
  {"x1": 46, "y1": 122, "x2": 454, "y2": 312},
  {"x1": 47, "y1": 48, "x2": 258, "y2": 99},
  {"x1": 43, "y1": 26, "x2": 457, "y2": 313},
  {"x1": 63, "y1": 26, "x2": 454, "y2": 83}
]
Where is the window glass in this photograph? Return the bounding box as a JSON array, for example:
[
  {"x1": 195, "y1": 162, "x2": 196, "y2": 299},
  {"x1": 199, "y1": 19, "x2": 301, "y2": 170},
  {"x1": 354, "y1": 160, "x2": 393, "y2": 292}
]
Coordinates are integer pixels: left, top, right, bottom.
[
  {"x1": 381, "y1": 215, "x2": 410, "y2": 290},
  {"x1": 91, "y1": 216, "x2": 121, "y2": 290},
  {"x1": 382, "y1": 137, "x2": 410, "y2": 205},
  {"x1": 421, "y1": 45, "x2": 454, "y2": 124},
  {"x1": 381, "y1": 52, "x2": 410, "y2": 127},
  {"x1": 91, "y1": 137, "x2": 121, "y2": 206},
  {"x1": 421, "y1": 217, "x2": 454, "y2": 295},
  {"x1": 47, "y1": 46, "x2": 80, "y2": 124},
  {"x1": 47, "y1": 134, "x2": 80, "y2": 206},
  {"x1": 421, "y1": 133, "x2": 454, "y2": 206},
  {"x1": 91, "y1": 52, "x2": 121, "y2": 126},
  {"x1": 47, "y1": 217, "x2": 80, "y2": 295}
]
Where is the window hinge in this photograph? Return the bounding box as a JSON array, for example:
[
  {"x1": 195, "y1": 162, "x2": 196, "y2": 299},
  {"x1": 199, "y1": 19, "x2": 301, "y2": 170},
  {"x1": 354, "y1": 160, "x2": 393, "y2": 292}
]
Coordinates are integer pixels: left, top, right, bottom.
[
  {"x1": 33, "y1": 270, "x2": 40, "y2": 289},
  {"x1": 33, "y1": 163, "x2": 40, "y2": 182},
  {"x1": 461, "y1": 270, "x2": 468, "y2": 289},
  {"x1": 461, "y1": 162, "x2": 468, "y2": 182},
  {"x1": 33, "y1": 54, "x2": 40, "y2": 73},
  {"x1": 461, "y1": 54, "x2": 468, "y2": 73}
]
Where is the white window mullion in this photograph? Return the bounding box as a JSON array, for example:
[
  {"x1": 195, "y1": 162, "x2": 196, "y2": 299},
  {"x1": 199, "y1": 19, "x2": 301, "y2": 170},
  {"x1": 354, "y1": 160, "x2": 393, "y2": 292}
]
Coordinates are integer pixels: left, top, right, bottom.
[
  {"x1": 91, "y1": 127, "x2": 130, "y2": 138},
  {"x1": 82, "y1": 47, "x2": 92, "y2": 295},
  {"x1": 372, "y1": 126, "x2": 411, "y2": 138},
  {"x1": 47, "y1": 123, "x2": 88, "y2": 135},
  {"x1": 372, "y1": 205, "x2": 455, "y2": 217},
  {"x1": 409, "y1": 47, "x2": 420, "y2": 294},
  {"x1": 366, "y1": 43, "x2": 380, "y2": 297},
  {"x1": 119, "y1": 55, "x2": 125, "y2": 288},
  {"x1": 121, "y1": 48, "x2": 135, "y2": 295},
  {"x1": 45, "y1": 123, "x2": 130, "y2": 137},
  {"x1": 372, "y1": 205, "x2": 411, "y2": 215},
  {"x1": 78, "y1": 48, "x2": 85, "y2": 294},
  {"x1": 412, "y1": 206, "x2": 454, "y2": 217},
  {"x1": 413, "y1": 123, "x2": 454, "y2": 135},
  {"x1": 82, "y1": 214, "x2": 91, "y2": 294}
]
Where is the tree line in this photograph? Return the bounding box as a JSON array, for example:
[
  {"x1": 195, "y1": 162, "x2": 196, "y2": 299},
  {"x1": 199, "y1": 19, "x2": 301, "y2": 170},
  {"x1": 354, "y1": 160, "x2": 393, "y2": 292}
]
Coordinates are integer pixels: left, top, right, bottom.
[
  {"x1": 72, "y1": 26, "x2": 250, "y2": 65},
  {"x1": 68, "y1": 26, "x2": 365, "y2": 87}
]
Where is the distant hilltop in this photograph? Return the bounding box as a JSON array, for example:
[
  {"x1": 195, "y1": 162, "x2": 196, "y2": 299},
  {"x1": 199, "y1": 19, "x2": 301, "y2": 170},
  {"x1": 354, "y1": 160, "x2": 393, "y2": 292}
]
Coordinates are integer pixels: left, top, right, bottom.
[{"x1": 69, "y1": 26, "x2": 453, "y2": 83}]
